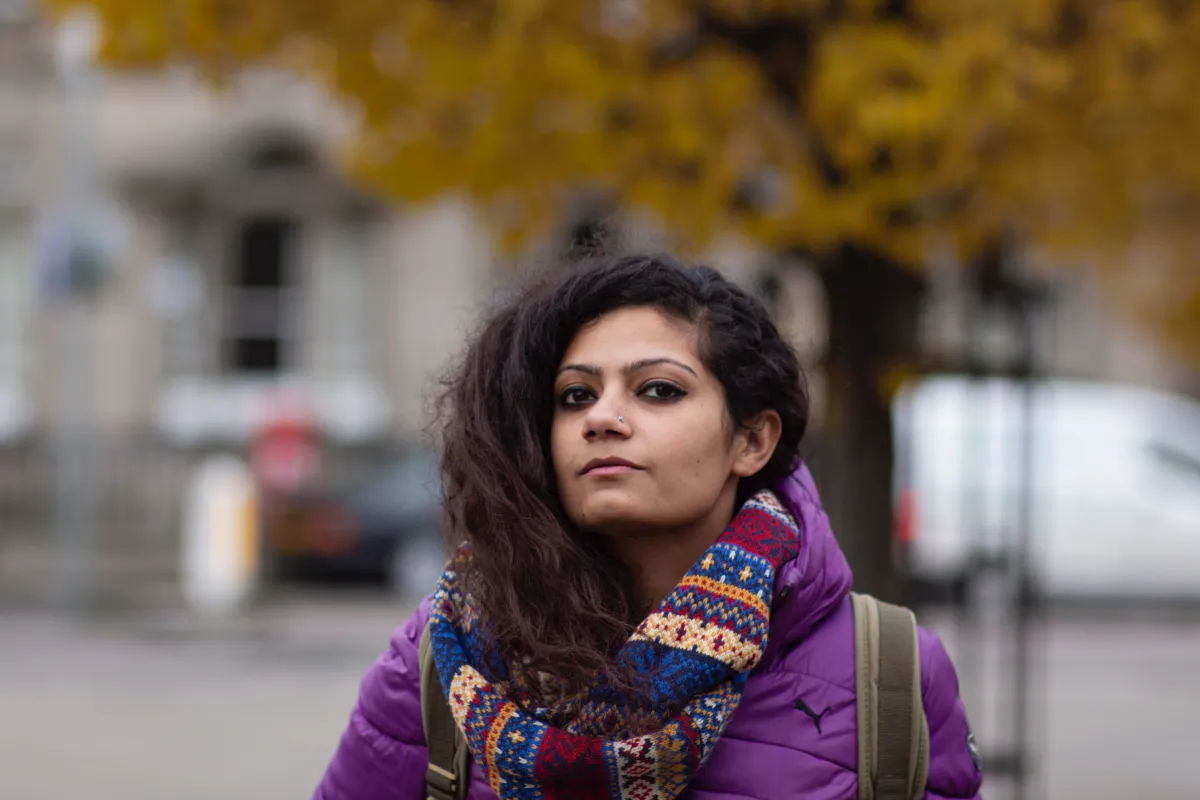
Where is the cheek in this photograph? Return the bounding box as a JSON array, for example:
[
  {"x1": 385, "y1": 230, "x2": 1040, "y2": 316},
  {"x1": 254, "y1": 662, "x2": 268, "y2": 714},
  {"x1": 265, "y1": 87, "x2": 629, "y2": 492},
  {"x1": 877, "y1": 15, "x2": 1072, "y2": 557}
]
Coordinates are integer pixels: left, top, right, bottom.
[
  {"x1": 656, "y1": 410, "x2": 736, "y2": 488},
  {"x1": 549, "y1": 423, "x2": 570, "y2": 477},
  {"x1": 550, "y1": 418, "x2": 585, "y2": 496}
]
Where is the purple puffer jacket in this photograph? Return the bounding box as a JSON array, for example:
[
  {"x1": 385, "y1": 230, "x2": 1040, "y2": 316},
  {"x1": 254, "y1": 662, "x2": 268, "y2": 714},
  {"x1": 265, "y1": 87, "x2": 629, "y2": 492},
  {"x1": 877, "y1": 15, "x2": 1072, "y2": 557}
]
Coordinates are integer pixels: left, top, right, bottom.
[{"x1": 314, "y1": 465, "x2": 984, "y2": 799}]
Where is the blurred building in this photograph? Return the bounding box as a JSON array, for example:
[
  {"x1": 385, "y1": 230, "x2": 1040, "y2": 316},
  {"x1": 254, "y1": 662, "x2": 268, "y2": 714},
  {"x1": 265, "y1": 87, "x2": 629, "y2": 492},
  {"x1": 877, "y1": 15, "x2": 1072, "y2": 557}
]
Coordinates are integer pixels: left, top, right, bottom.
[
  {"x1": 0, "y1": 9, "x2": 1195, "y2": 600},
  {"x1": 0, "y1": 13, "x2": 503, "y2": 454},
  {"x1": 0, "y1": 11, "x2": 503, "y2": 598}
]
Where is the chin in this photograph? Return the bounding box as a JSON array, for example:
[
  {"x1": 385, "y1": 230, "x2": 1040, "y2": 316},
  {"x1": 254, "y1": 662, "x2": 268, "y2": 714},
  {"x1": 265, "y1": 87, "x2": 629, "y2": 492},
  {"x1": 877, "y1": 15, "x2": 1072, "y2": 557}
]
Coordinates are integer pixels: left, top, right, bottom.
[{"x1": 573, "y1": 494, "x2": 658, "y2": 534}]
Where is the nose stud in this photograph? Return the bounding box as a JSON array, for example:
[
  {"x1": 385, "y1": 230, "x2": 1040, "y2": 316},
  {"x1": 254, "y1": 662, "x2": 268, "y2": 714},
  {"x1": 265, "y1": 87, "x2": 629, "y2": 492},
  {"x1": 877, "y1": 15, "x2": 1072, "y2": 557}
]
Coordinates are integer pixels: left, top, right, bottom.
[{"x1": 617, "y1": 416, "x2": 625, "y2": 424}]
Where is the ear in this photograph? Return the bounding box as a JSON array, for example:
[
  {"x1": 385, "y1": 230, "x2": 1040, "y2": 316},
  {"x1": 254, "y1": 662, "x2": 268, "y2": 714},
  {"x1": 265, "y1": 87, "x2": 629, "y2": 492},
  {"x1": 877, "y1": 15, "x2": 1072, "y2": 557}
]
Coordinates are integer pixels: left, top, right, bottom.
[{"x1": 731, "y1": 409, "x2": 783, "y2": 478}]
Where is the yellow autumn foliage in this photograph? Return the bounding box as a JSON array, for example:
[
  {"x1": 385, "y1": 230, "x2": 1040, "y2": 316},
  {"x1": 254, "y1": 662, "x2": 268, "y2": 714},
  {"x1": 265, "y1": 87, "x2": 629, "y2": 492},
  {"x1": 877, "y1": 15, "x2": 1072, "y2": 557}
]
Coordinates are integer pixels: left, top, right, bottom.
[{"x1": 41, "y1": 0, "x2": 1200, "y2": 362}]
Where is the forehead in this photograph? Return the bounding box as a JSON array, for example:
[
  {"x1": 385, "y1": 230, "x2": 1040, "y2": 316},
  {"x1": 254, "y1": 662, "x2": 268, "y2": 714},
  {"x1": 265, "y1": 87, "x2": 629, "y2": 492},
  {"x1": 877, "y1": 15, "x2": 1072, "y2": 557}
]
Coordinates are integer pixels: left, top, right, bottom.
[{"x1": 561, "y1": 307, "x2": 700, "y2": 363}]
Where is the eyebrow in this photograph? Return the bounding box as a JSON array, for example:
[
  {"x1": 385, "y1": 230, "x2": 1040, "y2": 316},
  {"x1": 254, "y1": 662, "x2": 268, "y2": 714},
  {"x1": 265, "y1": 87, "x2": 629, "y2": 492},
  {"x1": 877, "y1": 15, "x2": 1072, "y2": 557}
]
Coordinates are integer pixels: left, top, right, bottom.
[{"x1": 556, "y1": 357, "x2": 699, "y2": 378}]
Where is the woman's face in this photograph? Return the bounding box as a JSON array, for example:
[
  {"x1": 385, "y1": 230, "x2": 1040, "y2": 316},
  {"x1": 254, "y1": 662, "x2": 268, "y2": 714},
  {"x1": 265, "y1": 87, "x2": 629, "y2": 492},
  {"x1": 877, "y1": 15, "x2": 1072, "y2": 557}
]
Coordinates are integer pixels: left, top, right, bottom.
[{"x1": 551, "y1": 306, "x2": 778, "y2": 537}]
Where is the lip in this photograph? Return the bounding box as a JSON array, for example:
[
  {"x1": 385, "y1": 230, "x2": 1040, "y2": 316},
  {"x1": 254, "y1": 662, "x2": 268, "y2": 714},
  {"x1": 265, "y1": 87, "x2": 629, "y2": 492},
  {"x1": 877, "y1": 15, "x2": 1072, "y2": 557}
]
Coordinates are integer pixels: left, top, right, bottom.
[{"x1": 580, "y1": 456, "x2": 644, "y2": 476}]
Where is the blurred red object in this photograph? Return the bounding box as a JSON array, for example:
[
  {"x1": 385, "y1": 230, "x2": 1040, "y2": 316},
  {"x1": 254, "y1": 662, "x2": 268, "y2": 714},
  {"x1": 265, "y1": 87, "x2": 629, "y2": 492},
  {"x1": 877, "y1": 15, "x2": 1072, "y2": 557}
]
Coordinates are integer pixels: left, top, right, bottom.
[
  {"x1": 251, "y1": 391, "x2": 320, "y2": 497},
  {"x1": 894, "y1": 487, "x2": 918, "y2": 545}
]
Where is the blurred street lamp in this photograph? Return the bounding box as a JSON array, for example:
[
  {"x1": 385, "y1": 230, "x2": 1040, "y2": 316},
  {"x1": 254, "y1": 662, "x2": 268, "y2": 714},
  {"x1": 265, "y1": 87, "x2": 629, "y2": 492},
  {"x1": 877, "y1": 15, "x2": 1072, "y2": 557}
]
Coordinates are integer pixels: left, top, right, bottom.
[
  {"x1": 46, "y1": 6, "x2": 111, "y2": 615},
  {"x1": 959, "y1": 236, "x2": 1054, "y2": 800}
]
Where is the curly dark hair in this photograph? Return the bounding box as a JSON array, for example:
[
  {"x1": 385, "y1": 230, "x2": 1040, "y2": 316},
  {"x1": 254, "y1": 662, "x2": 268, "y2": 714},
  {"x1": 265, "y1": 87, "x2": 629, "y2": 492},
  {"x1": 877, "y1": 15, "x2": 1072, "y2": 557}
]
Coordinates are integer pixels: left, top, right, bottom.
[{"x1": 438, "y1": 253, "x2": 809, "y2": 700}]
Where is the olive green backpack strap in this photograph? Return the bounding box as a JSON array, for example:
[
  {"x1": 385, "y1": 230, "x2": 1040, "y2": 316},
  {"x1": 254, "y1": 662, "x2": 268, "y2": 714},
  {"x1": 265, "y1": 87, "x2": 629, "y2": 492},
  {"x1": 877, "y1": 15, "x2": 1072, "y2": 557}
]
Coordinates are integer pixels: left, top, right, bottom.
[
  {"x1": 419, "y1": 622, "x2": 469, "y2": 800},
  {"x1": 851, "y1": 592, "x2": 930, "y2": 800}
]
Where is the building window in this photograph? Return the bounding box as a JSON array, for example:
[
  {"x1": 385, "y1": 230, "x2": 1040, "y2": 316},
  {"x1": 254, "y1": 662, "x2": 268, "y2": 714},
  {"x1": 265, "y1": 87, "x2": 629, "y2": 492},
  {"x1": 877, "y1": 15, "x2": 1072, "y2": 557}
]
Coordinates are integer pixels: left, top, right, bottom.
[
  {"x1": 315, "y1": 217, "x2": 374, "y2": 382},
  {"x1": 224, "y1": 215, "x2": 297, "y2": 374},
  {"x1": 153, "y1": 215, "x2": 208, "y2": 380}
]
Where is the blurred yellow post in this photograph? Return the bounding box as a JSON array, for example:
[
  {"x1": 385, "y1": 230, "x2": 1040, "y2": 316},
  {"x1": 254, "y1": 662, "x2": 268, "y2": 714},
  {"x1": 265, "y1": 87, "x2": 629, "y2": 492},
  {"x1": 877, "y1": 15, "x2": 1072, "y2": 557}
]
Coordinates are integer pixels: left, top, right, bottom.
[{"x1": 181, "y1": 454, "x2": 261, "y2": 618}]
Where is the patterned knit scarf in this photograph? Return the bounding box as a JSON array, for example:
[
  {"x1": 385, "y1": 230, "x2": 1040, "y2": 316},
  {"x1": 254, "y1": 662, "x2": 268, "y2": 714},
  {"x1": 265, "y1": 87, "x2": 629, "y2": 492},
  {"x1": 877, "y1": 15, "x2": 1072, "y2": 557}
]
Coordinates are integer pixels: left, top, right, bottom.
[{"x1": 426, "y1": 490, "x2": 801, "y2": 800}]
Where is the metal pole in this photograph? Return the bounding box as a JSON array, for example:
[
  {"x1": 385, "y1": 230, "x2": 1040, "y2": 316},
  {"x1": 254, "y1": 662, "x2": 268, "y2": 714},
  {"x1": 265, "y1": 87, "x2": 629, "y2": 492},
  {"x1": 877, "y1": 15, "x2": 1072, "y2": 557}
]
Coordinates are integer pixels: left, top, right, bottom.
[
  {"x1": 51, "y1": 15, "x2": 99, "y2": 616},
  {"x1": 958, "y1": 292, "x2": 985, "y2": 723},
  {"x1": 52, "y1": 301, "x2": 97, "y2": 613},
  {"x1": 1011, "y1": 302, "x2": 1039, "y2": 800}
]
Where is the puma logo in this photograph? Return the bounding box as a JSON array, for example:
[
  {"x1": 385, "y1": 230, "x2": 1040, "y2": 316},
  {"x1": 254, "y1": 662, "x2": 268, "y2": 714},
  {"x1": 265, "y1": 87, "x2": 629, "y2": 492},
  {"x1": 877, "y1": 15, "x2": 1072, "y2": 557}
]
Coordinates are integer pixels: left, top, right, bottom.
[{"x1": 794, "y1": 698, "x2": 833, "y2": 734}]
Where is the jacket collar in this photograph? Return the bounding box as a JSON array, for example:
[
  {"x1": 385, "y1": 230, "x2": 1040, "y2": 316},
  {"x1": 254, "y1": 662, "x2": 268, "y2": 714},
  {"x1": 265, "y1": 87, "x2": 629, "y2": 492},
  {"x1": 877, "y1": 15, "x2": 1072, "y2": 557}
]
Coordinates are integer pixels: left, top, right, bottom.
[{"x1": 761, "y1": 463, "x2": 854, "y2": 667}]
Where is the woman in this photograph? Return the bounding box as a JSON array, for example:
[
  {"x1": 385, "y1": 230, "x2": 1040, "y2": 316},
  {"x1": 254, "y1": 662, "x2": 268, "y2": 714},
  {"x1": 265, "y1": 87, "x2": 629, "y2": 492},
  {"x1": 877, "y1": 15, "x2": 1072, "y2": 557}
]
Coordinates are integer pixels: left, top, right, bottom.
[{"x1": 314, "y1": 254, "x2": 983, "y2": 800}]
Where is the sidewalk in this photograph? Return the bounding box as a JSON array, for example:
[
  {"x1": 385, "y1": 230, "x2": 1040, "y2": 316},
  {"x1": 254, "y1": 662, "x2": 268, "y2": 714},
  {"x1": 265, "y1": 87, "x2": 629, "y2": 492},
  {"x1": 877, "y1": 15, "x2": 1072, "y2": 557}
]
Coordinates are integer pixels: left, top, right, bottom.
[
  {"x1": 0, "y1": 592, "x2": 404, "y2": 800},
  {"x1": 0, "y1": 536, "x2": 179, "y2": 613}
]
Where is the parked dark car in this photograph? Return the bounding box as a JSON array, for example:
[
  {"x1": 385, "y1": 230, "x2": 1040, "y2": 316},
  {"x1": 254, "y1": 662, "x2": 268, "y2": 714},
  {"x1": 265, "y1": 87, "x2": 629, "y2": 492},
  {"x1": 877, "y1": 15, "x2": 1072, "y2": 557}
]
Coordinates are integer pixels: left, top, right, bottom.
[{"x1": 263, "y1": 450, "x2": 447, "y2": 600}]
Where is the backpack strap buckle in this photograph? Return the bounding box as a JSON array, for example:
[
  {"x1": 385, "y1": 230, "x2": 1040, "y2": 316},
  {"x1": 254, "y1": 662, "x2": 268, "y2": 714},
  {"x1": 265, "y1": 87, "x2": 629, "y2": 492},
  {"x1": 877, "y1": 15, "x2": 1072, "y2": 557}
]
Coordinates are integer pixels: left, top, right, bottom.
[{"x1": 425, "y1": 762, "x2": 459, "y2": 800}]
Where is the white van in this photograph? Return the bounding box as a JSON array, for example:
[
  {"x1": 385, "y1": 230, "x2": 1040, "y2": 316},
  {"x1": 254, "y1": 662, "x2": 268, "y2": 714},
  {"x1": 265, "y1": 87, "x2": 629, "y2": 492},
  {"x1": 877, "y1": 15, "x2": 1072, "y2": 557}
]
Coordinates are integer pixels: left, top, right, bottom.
[{"x1": 892, "y1": 375, "x2": 1200, "y2": 602}]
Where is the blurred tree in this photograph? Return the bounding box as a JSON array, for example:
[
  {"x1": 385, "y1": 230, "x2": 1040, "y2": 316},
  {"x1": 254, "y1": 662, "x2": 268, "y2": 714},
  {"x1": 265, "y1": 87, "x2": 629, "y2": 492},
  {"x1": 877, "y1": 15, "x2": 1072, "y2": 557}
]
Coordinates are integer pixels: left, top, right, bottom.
[{"x1": 44, "y1": 0, "x2": 1200, "y2": 596}]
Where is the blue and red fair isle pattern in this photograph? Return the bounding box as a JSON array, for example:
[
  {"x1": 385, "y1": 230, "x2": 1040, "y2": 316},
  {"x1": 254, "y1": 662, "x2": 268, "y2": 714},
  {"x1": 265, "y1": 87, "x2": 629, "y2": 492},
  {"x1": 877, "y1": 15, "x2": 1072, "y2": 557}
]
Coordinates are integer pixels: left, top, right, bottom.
[{"x1": 427, "y1": 490, "x2": 801, "y2": 800}]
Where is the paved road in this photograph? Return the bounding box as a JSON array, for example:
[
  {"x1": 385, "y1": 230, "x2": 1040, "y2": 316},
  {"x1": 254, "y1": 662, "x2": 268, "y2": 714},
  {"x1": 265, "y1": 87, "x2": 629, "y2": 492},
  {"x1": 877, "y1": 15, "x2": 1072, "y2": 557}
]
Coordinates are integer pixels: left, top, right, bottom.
[
  {"x1": 1, "y1": 589, "x2": 407, "y2": 800},
  {"x1": 923, "y1": 608, "x2": 1200, "y2": 800},
  {"x1": 2, "y1": 592, "x2": 1197, "y2": 799}
]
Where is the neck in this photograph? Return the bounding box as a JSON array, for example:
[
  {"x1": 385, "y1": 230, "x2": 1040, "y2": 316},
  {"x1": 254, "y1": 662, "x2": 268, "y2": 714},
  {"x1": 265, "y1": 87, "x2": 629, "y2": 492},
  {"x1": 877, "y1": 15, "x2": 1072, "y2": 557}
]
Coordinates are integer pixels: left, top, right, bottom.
[{"x1": 613, "y1": 487, "x2": 740, "y2": 613}]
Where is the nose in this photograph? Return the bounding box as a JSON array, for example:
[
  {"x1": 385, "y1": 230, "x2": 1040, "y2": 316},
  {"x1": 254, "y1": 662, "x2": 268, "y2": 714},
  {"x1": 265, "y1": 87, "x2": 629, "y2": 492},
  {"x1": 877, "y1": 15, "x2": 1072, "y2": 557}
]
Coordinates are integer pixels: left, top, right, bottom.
[{"x1": 583, "y1": 395, "x2": 627, "y2": 439}]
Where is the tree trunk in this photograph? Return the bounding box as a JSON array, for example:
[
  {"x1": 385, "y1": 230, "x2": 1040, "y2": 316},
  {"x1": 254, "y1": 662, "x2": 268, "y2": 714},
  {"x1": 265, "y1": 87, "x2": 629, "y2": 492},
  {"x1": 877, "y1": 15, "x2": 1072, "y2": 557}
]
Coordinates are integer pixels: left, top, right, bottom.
[{"x1": 816, "y1": 245, "x2": 924, "y2": 602}]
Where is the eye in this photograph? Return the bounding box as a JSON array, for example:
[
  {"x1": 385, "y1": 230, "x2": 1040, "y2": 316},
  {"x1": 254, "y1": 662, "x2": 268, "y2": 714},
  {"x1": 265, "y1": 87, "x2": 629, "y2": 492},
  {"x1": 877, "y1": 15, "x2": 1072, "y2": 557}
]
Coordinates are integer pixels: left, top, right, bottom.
[
  {"x1": 640, "y1": 381, "x2": 686, "y2": 402},
  {"x1": 558, "y1": 385, "x2": 595, "y2": 408}
]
